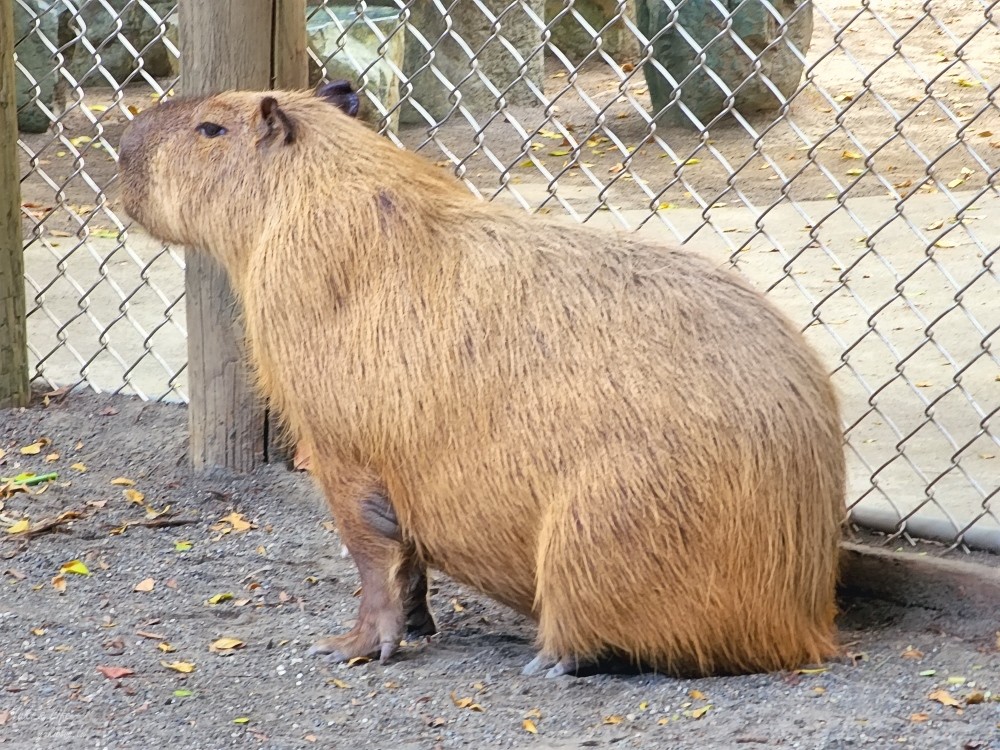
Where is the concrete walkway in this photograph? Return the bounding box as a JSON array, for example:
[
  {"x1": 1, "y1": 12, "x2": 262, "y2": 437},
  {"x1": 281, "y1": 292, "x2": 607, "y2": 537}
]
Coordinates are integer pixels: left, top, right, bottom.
[{"x1": 21, "y1": 189, "x2": 1000, "y2": 545}]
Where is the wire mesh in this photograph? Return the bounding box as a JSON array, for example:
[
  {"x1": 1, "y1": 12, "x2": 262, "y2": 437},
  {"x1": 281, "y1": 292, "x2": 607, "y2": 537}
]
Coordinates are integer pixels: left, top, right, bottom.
[{"x1": 11, "y1": 0, "x2": 1000, "y2": 552}]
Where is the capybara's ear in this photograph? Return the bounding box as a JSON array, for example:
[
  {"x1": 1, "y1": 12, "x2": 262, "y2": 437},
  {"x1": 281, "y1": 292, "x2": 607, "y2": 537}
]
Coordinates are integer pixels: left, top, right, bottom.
[
  {"x1": 316, "y1": 80, "x2": 361, "y2": 118},
  {"x1": 260, "y1": 96, "x2": 296, "y2": 145}
]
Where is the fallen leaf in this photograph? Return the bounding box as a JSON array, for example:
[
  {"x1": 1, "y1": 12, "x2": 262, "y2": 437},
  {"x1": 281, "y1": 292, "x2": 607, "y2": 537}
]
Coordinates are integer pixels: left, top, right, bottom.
[
  {"x1": 51, "y1": 575, "x2": 67, "y2": 592},
  {"x1": 965, "y1": 690, "x2": 986, "y2": 705},
  {"x1": 174, "y1": 541, "x2": 192, "y2": 552},
  {"x1": 602, "y1": 715, "x2": 624, "y2": 725},
  {"x1": 96, "y1": 666, "x2": 134, "y2": 680},
  {"x1": 232, "y1": 717, "x2": 250, "y2": 724},
  {"x1": 901, "y1": 646, "x2": 924, "y2": 659},
  {"x1": 173, "y1": 689, "x2": 193, "y2": 698},
  {"x1": 910, "y1": 712, "x2": 930, "y2": 722},
  {"x1": 110, "y1": 477, "x2": 135, "y2": 486},
  {"x1": 947, "y1": 676, "x2": 966, "y2": 686},
  {"x1": 919, "y1": 669, "x2": 937, "y2": 676},
  {"x1": 134, "y1": 578, "x2": 155, "y2": 593},
  {"x1": 450, "y1": 691, "x2": 484, "y2": 711},
  {"x1": 219, "y1": 512, "x2": 254, "y2": 532},
  {"x1": 929, "y1": 689, "x2": 961, "y2": 708},
  {"x1": 206, "y1": 593, "x2": 234, "y2": 605},
  {"x1": 70, "y1": 462, "x2": 87, "y2": 472},
  {"x1": 685, "y1": 706, "x2": 711, "y2": 719},
  {"x1": 45, "y1": 452, "x2": 59, "y2": 462},
  {"x1": 19, "y1": 440, "x2": 49, "y2": 455},
  {"x1": 161, "y1": 660, "x2": 195, "y2": 673},
  {"x1": 210, "y1": 637, "x2": 245, "y2": 652},
  {"x1": 136, "y1": 630, "x2": 165, "y2": 640},
  {"x1": 60, "y1": 560, "x2": 90, "y2": 576},
  {"x1": 523, "y1": 719, "x2": 538, "y2": 734},
  {"x1": 842, "y1": 150, "x2": 862, "y2": 160},
  {"x1": 158, "y1": 643, "x2": 176, "y2": 653},
  {"x1": 123, "y1": 489, "x2": 145, "y2": 505},
  {"x1": 690, "y1": 689, "x2": 707, "y2": 700},
  {"x1": 329, "y1": 678, "x2": 350, "y2": 689},
  {"x1": 7, "y1": 518, "x2": 30, "y2": 534},
  {"x1": 451, "y1": 599, "x2": 465, "y2": 613}
]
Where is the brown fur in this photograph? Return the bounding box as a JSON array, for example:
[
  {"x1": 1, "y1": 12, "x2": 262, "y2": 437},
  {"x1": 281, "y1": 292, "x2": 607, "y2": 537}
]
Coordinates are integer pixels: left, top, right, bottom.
[{"x1": 118, "y1": 88, "x2": 846, "y2": 676}]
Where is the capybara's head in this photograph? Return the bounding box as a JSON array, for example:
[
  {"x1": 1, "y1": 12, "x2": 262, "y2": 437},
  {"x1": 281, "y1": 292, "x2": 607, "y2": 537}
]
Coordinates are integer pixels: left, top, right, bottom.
[{"x1": 118, "y1": 81, "x2": 361, "y2": 255}]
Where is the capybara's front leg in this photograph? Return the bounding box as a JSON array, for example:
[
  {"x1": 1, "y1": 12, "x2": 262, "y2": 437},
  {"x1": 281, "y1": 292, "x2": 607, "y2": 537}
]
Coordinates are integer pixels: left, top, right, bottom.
[{"x1": 308, "y1": 471, "x2": 407, "y2": 664}]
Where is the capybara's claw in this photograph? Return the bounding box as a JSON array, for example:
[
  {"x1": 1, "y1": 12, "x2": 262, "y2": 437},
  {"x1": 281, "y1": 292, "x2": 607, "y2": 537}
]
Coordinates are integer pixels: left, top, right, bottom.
[
  {"x1": 545, "y1": 657, "x2": 579, "y2": 678},
  {"x1": 307, "y1": 629, "x2": 398, "y2": 664},
  {"x1": 521, "y1": 652, "x2": 557, "y2": 676}
]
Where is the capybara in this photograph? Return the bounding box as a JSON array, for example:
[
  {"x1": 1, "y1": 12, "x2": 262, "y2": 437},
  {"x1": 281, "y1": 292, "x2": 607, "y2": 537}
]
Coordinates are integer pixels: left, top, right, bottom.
[{"x1": 118, "y1": 82, "x2": 846, "y2": 677}]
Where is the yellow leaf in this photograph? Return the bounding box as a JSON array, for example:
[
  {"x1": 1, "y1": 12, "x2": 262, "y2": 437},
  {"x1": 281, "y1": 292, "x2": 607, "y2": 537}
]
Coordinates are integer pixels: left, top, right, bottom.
[
  {"x1": 69, "y1": 136, "x2": 93, "y2": 147},
  {"x1": 915, "y1": 381, "x2": 933, "y2": 388},
  {"x1": 60, "y1": 560, "x2": 90, "y2": 576},
  {"x1": 210, "y1": 637, "x2": 244, "y2": 652},
  {"x1": 657, "y1": 717, "x2": 670, "y2": 725},
  {"x1": 232, "y1": 717, "x2": 250, "y2": 724},
  {"x1": 123, "y1": 489, "x2": 145, "y2": 504},
  {"x1": 329, "y1": 678, "x2": 350, "y2": 689},
  {"x1": 451, "y1": 598, "x2": 465, "y2": 612},
  {"x1": 690, "y1": 689, "x2": 707, "y2": 700},
  {"x1": 947, "y1": 177, "x2": 966, "y2": 188},
  {"x1": 219, "y1": 512, "x2": 253, "y2": 532},
  {"x1": 657, "y1": 202, "x2": 675, "y2": 210},
  {"x1": 683, "y1": 158, "x2": 701, "y2": 165},
  {"x1": 110, "y1": 477, "x2": 135, "y2": 486},
  {"x1": 45, "y1": 452, "x2": 60, "y2": 462},
  {"x1": 31, "y1": 627, "x2": 45, "y2": 636},
  {"x1": 134, "y1": 578, "x2": 155, "y2": 592},
  {"x1": 158, "y1": 642, "x2": 176, "y2": 653},
  {"x1": 842, "y1": 150, "x2": 862, "y2": 160},
  {"x1": 845, "y1": 168, "x2": 864, "y2": 177},
  {"x1": 955, "y1": 78, "x2": 976, "y2": 87},
  {"x1": 20, "y1": 441, "x2": 45, "y2": 455},
  {"x1": 977, "y1": 130, "x2": 993, "y2": 137},
  {"x1": 88, "y1": 104, "x2": 108, "y2": 113},
  {"x1": 548, "y1": 150, "x2": 571, "y2": 157},
  {"x1": 910, "y1": 712, "x2": 929, "y2": 722},
  {"x1": 602, "y1": 715, "x2": 624, "y2": 725},
  {"x1": 524, "y1": 708, "x2": 542, "y2": 719},
  {"x1": 518, "y1": 159, "x2": 536, "y2": 168},
  {"x1": 70, "y1": 462, "x2": 87, "y2": 472},
  {"x1": 7, "y1": 518, "x2": 30, "y2": 535},
  {"x1": 523, "y1": 719, "x2": 538, "y2": 734},
  {"x1": 901, "y1": 646, "x2": 924, "y2": 659},
  {"x1": 127, "y1": 104, "x2": 140, "y2": 115},
  {"x1": 51, "y1": 575, "x2": 67, "y2": 592},
  {"x1": 685, "y1": 705, "x2": 711, "y2": 719},
  {"x1": 206, "y1": 592, "x2": 234, "y2": 605},
  {"x1": 928, "y1": 689, "x2": 961, "y2": 708},
  {"x1": 161, "y1": 660, "x2": 196, "y2": 673}
]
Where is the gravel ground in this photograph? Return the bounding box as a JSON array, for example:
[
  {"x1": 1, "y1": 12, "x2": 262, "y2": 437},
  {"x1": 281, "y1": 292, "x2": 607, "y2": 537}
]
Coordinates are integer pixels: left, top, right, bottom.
[{"x1": 1, "y1": 392, "x2": 999, "y2": 750}]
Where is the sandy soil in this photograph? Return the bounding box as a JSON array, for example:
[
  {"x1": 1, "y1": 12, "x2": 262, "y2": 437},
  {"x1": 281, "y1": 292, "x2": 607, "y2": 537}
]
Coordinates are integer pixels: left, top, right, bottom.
[{"x1": 2, "y1": 392, "x2": 999, "y2": 749}]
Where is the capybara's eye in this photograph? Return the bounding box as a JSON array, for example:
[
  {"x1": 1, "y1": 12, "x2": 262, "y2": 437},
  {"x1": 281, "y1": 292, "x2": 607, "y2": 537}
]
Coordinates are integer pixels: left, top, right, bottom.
[{"x1": 196, "y1": 122, "x2": 227, "y2": 138}]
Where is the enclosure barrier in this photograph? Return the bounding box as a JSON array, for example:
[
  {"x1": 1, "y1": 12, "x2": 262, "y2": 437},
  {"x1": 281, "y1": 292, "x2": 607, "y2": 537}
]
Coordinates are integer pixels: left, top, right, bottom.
[{"x1": 6, "y1": 0, "x2": 999, "y2": 553}]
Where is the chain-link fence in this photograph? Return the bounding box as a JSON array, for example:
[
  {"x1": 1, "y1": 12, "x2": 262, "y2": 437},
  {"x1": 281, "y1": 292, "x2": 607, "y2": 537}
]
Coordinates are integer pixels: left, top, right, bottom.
[{"x1": 11, "y1": 0, "x2": 999, "y2": 554}]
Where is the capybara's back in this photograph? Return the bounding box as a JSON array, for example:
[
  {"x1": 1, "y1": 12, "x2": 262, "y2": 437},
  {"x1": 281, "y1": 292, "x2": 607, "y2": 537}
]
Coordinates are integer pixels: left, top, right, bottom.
[{"x1": 118, "y1": 84, "x2": 846, "y2": 677}]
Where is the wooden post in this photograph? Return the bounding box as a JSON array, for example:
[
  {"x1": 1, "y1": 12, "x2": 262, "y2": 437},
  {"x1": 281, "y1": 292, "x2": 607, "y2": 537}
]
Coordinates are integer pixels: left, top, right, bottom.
[
  {"x1": 180, "y1": 0, "x2": 306, "y2": 471},
  {"x1": 0, "y1": 0, "x2": 29, "y2": 408}
]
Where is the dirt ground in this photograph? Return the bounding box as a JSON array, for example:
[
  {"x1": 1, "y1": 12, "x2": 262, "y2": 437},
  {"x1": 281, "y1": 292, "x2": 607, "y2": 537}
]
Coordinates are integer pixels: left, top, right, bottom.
[{"x1": 2, "y1": 391, "x2": 999, "y2": 750}]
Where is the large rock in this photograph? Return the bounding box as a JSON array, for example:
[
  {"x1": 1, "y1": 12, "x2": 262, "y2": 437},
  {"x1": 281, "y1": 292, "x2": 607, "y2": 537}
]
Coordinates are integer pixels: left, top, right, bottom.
[
  {"x1": 60, "y1": 0, "x2": 177, "y2": 84},
  {"x1": 13, "y1": 1, "x2": 59, "y2": 133},
  {"x1": 636, "y1": 0, "x2": 813, "y2": 127},
  {"x1": 400, "y1": 0, "x2": 546, "y2": 124},
  {"x1": 545, "y1": 0, "x2": 637, "y2": 64}
]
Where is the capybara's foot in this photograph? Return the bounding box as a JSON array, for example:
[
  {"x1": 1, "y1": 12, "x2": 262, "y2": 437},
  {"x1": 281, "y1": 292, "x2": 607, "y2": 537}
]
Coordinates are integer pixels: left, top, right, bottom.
[
  {"x1": 404, "y1": 599, "x2": 437, "y2": 639},
  {"x1": 522, "y1": 652, "x2": 580, "y2": 678},
  {"x1": 523, "y1": 650, "x2": 638, "y2": 678},
  {"x1": 307, "y1": 624, "x2": 399, "y2": 664}
]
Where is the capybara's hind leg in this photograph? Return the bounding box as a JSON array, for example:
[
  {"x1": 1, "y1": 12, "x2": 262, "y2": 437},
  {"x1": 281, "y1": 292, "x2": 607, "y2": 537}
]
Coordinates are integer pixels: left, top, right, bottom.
[
  {"x1": 399, "y1": 546, "x2": 437, "y2": 639},
  {"x1": 307, "y1": 468, "x2": 407, "y2": 663}
]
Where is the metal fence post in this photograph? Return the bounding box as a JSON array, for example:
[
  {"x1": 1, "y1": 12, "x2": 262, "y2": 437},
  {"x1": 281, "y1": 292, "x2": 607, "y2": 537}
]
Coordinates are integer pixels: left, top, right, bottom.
[
  {"x1": 179, "y1": 0, "x2": 306, "y2": 471},
  {"x1": 0, "y1": 0, "x2": 29, "y2": 409}
]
